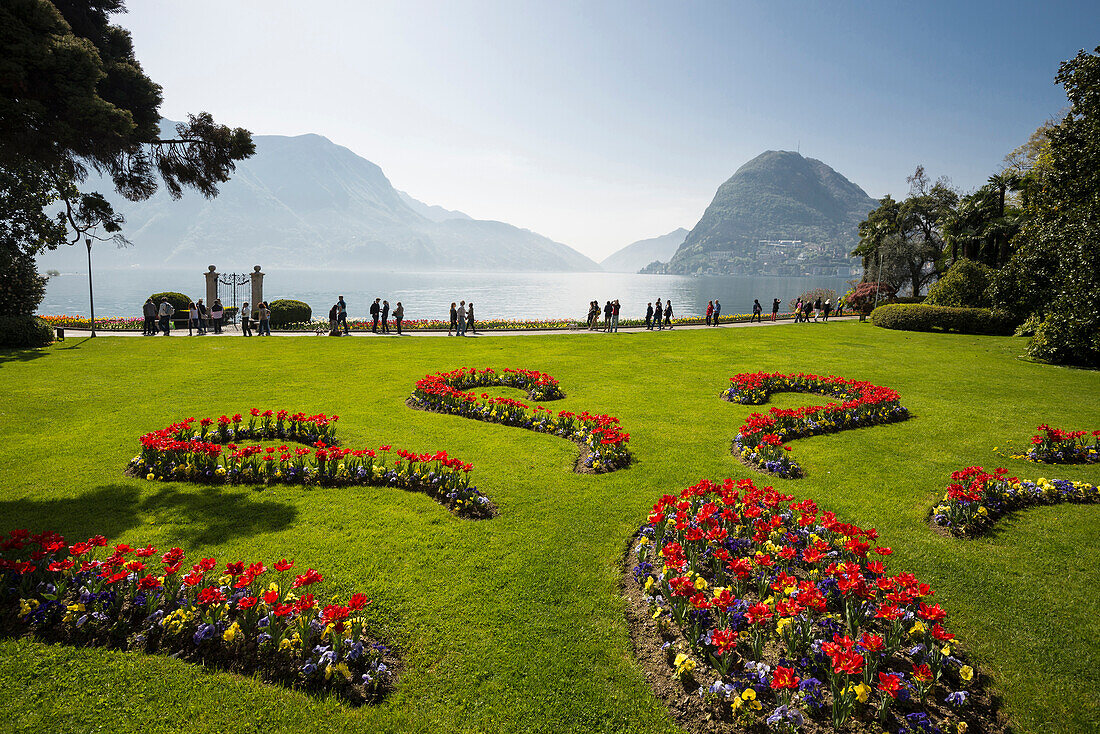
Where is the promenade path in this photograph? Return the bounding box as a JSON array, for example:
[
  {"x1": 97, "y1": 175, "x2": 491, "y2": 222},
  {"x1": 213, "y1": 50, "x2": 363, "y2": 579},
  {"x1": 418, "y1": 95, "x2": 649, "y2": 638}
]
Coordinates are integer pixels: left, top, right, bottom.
[{"x1": 56, "y1": 315, "x2": 861, "y2": 338}]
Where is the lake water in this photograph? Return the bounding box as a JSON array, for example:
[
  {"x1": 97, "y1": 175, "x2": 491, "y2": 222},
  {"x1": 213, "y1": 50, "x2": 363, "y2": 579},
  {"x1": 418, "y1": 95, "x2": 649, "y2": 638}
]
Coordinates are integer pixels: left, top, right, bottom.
[{"x1": 40, "y1": 266, "x2": 853, "y2": 321}]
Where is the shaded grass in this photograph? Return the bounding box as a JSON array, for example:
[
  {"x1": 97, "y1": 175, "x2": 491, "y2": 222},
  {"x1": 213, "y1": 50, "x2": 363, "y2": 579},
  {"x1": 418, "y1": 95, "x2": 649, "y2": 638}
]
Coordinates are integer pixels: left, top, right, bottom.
[{"x1": 0, "y1": 323, "x2": 1097, "y2": 733}]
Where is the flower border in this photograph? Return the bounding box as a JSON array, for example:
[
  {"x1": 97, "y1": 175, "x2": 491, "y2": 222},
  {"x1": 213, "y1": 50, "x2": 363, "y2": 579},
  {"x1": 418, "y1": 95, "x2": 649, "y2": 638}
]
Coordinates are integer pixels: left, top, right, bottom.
[
  {"x1": 724, "y1": 372, "x2": 911, "y2": 479},
  {"x1": 128, "y1": 409, "x2": 494, "y2": 519},
  {"x1": 1, "y1": 529, "x2": 396, "y2": 706},
  {"x1": 930, "y1": 466, "x2": 1100, "y2": 536},
  {"x1": 408, "y1": 368, "x2": 631, "y2": 473}
]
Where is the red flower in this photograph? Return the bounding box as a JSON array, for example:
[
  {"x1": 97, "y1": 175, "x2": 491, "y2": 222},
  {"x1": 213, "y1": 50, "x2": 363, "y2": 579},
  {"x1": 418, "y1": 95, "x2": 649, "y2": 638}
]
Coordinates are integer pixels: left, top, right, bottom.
[
  {"x1": 274, "y1": 559, "x2": 294, "y2": 572},
  {"x1": 225, "y1": 561, "x2": 246, "y2": 576},
  {"x1": 744, "y1": 602, "x2": 773, "y2": 625},
  {"x1": 771, "y1": 666, "x2": 801, "y2": 690},
  {"x1": 917, "y1": 602, "x2": 947, "y2": 622},
  {"x1": 878, "y1": 672, "x2": 903, "y2": 698},
  {"x1": 912, "y1": 663, "x2": 933, "y2": 683},
  {"x1": 237, "y1": 596, "x2": 259, "y2": 610},
  {"x1": 859, "y1": 632, "x2": 884, "y2": 652},
  {"x1": 291, "y1": 568, "x2": 323, "y2": 589},
  {"x1": 711, "y1": 628, "x2": 738, "y2": 655},
  {"x1": 295, "y1": 593, "x2": 315, "y2": 612},
  {"x1": 182, "y1": 572, "x2": 204, "y2": 587},
  {"x1": 348, "y1": 593, "x2": 371, "y2": 610},
  {"x1": 262, "y1": 589, "x2": 280, "y2": 605},
  {"x1": 196, "y1": 586, "x2": 227, "y2": 605},
  {"x1": 831, "y1": 650, "x2": 864, "y2": 676},
  {"x1": 137, "y1": 574, "x2": 162, "y2": 591}
]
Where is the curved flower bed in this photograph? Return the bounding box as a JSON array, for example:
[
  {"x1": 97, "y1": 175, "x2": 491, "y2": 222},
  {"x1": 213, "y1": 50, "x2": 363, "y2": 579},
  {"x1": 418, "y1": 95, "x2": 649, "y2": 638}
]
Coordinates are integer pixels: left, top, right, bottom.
[
  {"x1": 724, "y1": 373, "x2": 911, "y2": 478},
  {"x1": 931, "y1": 466, "x2": 1100, "y2": 536},
  {"x1": 0, "y1": 529, "x2": 395, "y2": 705},
  {"x1": 1022, "y1": 424, "x2": 1099, "y2": 464},
  {"x1": 409, "y1": 368, "x2": 631, "y2": 473},
  {"x1": 127, "y1": 409, "x2": 494, "y2": 519},
  {"x1": 630, "y1": 478, "x2": 990, "y2": 734}
]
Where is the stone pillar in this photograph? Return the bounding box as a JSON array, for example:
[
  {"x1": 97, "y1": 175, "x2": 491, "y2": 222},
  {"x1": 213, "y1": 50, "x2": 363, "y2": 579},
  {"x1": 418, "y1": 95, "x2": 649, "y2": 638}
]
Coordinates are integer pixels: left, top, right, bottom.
[
  {"x1": 205, "y1": 265, "x2": 219, "y2": 307},
  {"x1": 250, "y1": 265, "x2": 264, "y2": 307}
]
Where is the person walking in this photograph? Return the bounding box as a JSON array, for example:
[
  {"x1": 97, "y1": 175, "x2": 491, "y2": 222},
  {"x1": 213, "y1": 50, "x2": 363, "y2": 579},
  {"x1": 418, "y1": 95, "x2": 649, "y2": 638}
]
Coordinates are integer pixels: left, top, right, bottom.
[
  {"x1": 645, "y1": 302, "x2": 654, "y2": 330},
  {"x1": 142, "y1": 297, "x2": 156, "y2": 336},
  {"x1": 771, "y1": 298, "x2": 780, "y2": 321},
  {"x1": 210, "y1": 299, "x2": 224, "y2": 334},
  {"x1": 602, "y1": 300, "x2": 612, "y2": 332},
  {"x1": 337, "y1": 296, "x2": 348, "y2": 335},
  {"x1": 813, "y1": 297, "x2": 822, "y2": 322},
  {"x1": 381, "y1": 300, "x2": 390, "y2": 334},
  {"x1": 449, "y1": 302, "x2": 458, "y2": 336},
  {"x1": 195, "y1": 299, "x2": 208, "y2": 335},
  {"x1": 751, "y1": 299, "x2": 762, "y2": 323},
  {"x1": 370, "y1": 298, "x2": 381, "y2": 333},
  {"x1": 803, "y1": 299, "x2": 814, "y2": 323},
  {"x1": 706, "y1": 300, "x2": 713, "y2": 326},
  {"x1": 588, "y1": 300, "x2": 598, "y2": 330},
  {"x1": 611, "y1": 299, "x2": 620, "y2": 332},
  {"x1": 158, "y1": 297, "x2": 174, "y2": 335},
  {"x1": 393, "y1": 301, "x2": 404, "y2": 335},
  {"x1": 794, "y1": 298, "x2": 803, "y2": 323},
  {"x1": 186, "y1": 301, "x2": 198, "y2": 336},
  {"x1": 258, "y1": 302, "x2": 272, "y2": 336},
  {"x1": 664, "y1": 300, "x2": 673, "y2": 328},
  {"x1": 466, "y1": 302, "x2": 477, "y2": 335},
  {"x1": 823, "y1": 298, "x2": 832, "y2": 322},
  {"x1": 328, "y1": 303, "x2": 340, "y2": 335},
  {"x1": 240, "y1": 301, "x2": 252, "y2": 336},
  {"x1": 713, "y1": 299, "x2": 721, "y2": 326},
  {"x1": 457, "y1": 300, "x2": 467, "y2": 336}
]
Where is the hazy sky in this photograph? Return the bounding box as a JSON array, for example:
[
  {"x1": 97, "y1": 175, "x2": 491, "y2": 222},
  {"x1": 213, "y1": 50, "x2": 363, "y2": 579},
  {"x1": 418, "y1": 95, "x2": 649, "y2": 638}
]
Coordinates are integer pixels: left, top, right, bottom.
[{"x1": 120, "y1": 0, "x2": 1097, "y2": 261}]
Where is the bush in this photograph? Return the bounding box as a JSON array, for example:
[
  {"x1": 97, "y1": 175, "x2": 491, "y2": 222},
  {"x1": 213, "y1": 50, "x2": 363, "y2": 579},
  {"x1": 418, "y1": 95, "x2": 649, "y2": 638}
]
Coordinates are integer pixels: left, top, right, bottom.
[
  {"x1": 891, "y1": 296, "x2": 926, "y2": 304},
  {"x1": 0, "y1": 252, "x2": 47, "y2": 317},
  {"x1": 0, "y1": 315, "x2": 54, "y2": 347},
  {"x1": 269, "y1": 299, "x2": 311, "y2": 328},
  {"x1": 926, "y1": 259, "x2": 994, "y2": 308},
  {"x1": 870, "y1": 304, "x2": 1018, "y2": 335},
  {"x1": 149, "y1": 292, "x2": 192, "y2": 314}
]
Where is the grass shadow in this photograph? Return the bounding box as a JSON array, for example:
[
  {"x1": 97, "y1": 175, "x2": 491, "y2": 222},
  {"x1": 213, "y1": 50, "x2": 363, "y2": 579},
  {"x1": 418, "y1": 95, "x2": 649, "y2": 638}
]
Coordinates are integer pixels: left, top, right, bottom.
[
  {"x1": 139, "y1": 485, "x2": 298, "y2": 546},
  {"x1": 0, "y1": 347, "x2": 52, "y2": 367},
  {"x1": 0, "y1": 484, "x2": 142, "y2": 539}
]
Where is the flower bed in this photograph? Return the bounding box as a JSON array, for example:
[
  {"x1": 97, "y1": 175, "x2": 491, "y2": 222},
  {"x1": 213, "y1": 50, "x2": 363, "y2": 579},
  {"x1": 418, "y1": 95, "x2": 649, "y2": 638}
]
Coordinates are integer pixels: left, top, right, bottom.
[
  {"x1": 127, "y1": 409, "x2": 494, "y2": 519},
  {"x1": 1022, "y1": 424, "x2": 1099, "y2": 464},
  {"x1": 0, "y1": 529, "x2": 395, "y2": 705},
  {"x1": 724, "y1": 373, "x2": 911, "y2": 479},
  {"x1": 408, "y1": 368, "x2": 630, "y2": 473},
  {"x1": 930, "y1": 466, "x2": 1100, "y2": 536},
  {"x1": 630, "y1": 477, "x2": 993, "y2": 734}
]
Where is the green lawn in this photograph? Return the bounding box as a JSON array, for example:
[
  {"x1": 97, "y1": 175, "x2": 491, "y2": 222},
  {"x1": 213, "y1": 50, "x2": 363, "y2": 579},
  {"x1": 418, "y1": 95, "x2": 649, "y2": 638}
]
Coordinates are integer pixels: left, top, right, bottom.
[{"x1": 0, "y1": 323, "x2": 1097, "y2": 734}]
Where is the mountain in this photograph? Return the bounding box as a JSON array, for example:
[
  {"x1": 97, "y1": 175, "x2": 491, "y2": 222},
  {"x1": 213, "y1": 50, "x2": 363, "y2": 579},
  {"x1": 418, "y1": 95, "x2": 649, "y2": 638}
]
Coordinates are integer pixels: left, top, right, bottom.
[
  {"x1": 395, "y1": 190, "x2": 472, "y2": 222},
  {"x1": 41, "y1": 123, "x2": 598, "y2": 272},
  {"x1": 661, "y1": 151, "x2": 878, "y2": 275},
  {"x1": 599, "y1": 228, "x2": 688, "y2": 273}
]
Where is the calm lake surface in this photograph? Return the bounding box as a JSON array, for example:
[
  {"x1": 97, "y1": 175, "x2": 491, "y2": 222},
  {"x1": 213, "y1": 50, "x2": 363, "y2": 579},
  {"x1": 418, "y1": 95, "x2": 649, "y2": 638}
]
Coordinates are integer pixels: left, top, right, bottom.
[{"x1": 41, "y1": 267, "x2": 852, "y2": 321}]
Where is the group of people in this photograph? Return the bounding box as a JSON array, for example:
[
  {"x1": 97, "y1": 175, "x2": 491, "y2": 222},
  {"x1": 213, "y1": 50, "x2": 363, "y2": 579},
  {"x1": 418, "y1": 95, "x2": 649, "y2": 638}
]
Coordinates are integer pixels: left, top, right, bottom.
[
  {"x1": 448, "y1": 301, "x2": 476, "y2": 336},
  {"x1": 587, "y1": 300, "x2": 622, "y2": 332},
  {"x1": 793, "y1": 296, "x2": 835, "y2": 323},
  {"x1": 645, "y1": 299, "x2": 676, "y2": 330},
  {"x1": 704, "y1": 299, "x2": 723, "y2": 326},
  {"x1": 141, "y1": 297, "x2": 271, "y2": 336}
]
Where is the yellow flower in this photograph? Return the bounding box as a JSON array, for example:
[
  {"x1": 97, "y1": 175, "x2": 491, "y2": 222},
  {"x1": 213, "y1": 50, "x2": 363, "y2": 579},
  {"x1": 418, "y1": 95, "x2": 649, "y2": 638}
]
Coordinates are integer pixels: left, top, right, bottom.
[
  {"x1": 852, "y1": 682, "x2": 870, "y2": 703},
  {"x1": 146, "y1": 473, "x2": 156, "y2": 481},
  {"x1": 223, "y1": 621, "x2": 240, "y2": 643},
  {"x1": 959, "y1": 665, "x2": 974, "y2": 682},
  {"x1": 644, "y1": 577, "x2": 655, "y2": 591},
  {"x1": 957, "y1": 722, "x2": 968, "y2": 734},
  {"x1": 909, "y1": 620, "x2": 926, "y2": 635},
  {"x1": 693, "y1": 576, "x2": 708, "y2": 590},
  {"x1": 941, "y1": 645, "x2": 951, "y2": 656},
  {"x1": 279, "y1": 638, "x2": 293, "y2": 651},
  {"x1": 776, "y1": 618, "x2": 792, "y2": 634},
  {"x1": 741, "y1": 688, "x2": 756, "y2": 701}
]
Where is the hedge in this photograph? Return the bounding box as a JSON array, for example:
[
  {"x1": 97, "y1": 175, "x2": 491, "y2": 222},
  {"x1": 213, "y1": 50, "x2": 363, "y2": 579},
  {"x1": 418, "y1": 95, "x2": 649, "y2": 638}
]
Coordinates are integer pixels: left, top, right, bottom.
[
  {"x1": 149, "y1": 292, "x2": 192, "y2": 313},
  {"x1": 269, "y1": 299, "x2": 311, "y2": 328},
  {"x1": 0, "y1": 315, "x2": 54, "y2": 348},
  {"x1": 870, "y1": 304, "x2": 1018, "y2": 336}
]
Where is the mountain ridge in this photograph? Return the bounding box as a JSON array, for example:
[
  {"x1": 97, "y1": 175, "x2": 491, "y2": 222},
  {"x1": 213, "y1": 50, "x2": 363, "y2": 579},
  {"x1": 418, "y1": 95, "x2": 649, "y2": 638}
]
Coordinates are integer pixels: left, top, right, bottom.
[{"x1": 599, "y1": 228, "x2": 688, "y2": 273}]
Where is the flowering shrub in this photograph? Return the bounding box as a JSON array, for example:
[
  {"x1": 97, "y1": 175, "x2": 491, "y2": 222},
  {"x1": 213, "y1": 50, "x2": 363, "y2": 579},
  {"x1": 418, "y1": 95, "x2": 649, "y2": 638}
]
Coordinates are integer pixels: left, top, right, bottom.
[
  {"x1": 128, "y1": 409, "x2": 493, "y2": 519},
  {"x1": 633, "y1": 477, "x2": 984, "y2": 733},
  {"x1": 724, "y1": 373, "x2": 910, "y2": 478},
  {"x1": 1024, "y1": 424, "x2": 1099, "y2": 464},
  {"x1": 931, "y1": 466, "x2": 1100, "y2": 536},
  {"x1": 409, "y1": 368, "x2": 631, "y2": 472},
  {"x1": 0, "y1": 530, "x2": 394, "y2": 705}
]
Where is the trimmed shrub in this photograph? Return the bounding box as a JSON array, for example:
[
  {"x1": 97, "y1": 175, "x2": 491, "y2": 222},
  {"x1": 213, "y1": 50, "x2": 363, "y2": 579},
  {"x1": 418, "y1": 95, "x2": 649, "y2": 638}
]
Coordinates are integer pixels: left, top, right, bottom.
[
  {"x1": 0, "y1": 315, "x2": 54, "y2": 348},
  {"x1": 871, "y1": 304, "x2": 1017, "y2": 335},
  {"x1": 891, "y1": 296, "x2": 926, "y2": 304},
  {"x1": 149, "y1": 292, "x2": 191, "y2": 313},
  {"x1": 926, "y1": 259, "x2": 994, "y2": 308},
  {"x1": 0, "y1": 252, "x2": 47, "y2": 317},
  {"x1": 269, "y1": 299, "x2": 311, "y2": 328}
]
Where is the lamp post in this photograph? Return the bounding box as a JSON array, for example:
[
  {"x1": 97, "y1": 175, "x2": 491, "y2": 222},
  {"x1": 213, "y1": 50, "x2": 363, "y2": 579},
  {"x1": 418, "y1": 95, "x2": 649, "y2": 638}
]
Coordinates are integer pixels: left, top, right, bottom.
[{"x1": 85, "y1": 236, "x2": 96, "y2": 337}]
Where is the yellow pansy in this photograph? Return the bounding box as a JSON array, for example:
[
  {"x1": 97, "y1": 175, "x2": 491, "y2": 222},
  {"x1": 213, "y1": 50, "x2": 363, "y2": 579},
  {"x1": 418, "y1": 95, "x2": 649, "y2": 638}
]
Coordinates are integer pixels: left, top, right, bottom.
[
  {"x1": 852, "y1": 682, "x2": 870, "y2": 703},
  {"x1": 959, "y1": 665, "x2": 974, "y2": 682},
  {"x1": 909, "y1": 620, "x2": 926, "y2": 635}
]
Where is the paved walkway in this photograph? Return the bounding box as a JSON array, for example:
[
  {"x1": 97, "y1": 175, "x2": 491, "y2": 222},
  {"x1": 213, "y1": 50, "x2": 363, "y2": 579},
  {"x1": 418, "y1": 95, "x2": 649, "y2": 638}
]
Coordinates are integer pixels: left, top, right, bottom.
[{"x1": 56, "y1": 315, "x2": 861, "y2": 339}]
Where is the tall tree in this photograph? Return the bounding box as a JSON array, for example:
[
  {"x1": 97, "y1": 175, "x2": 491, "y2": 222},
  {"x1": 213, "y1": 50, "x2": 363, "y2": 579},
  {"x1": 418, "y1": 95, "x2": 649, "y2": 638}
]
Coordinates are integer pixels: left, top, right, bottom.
[
  {"x1": 0, "y1": 0, "x2": 254, "y2": 253},
  {"x1": 990, "y1": 46, "x2": 1100, "y2": 367}
]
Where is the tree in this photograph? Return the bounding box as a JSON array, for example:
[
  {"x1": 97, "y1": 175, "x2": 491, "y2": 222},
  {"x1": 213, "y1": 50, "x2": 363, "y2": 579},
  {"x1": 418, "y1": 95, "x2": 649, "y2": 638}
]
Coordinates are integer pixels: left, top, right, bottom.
[
  {"x1": 0, "y1": 0, "x2": 254, "y2": 253},
  {"x1": 990, "y1": 46, "x2": 1100, "y2": 367}
]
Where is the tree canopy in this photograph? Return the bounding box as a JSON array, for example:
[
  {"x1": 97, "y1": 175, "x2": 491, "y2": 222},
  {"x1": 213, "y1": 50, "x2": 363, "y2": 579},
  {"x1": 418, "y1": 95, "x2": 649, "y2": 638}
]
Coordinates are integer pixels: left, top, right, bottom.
[{"x1": 0, "y1": 0, "x2": 254, "y2": 254}]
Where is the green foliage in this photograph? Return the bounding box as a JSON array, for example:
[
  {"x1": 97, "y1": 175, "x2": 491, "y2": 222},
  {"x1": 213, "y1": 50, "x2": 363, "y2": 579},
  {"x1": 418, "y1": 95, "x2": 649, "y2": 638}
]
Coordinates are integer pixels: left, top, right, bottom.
[
  {"x1": 925, "y1": 258, "x2": 994, "y2": 308},
  {"x1": 0, "y1": 315, "x2": 53, "y2": 347},
  {"x1": 268, "y1": 299, "x2": 311, "y2": 327},
  {"x1": 0, "y1": 250, "x2": 46, "y2": 316},
  {"x1": 149, "y1": 292, "x2": 191, "y2": 314},
  {"x1": 990, "y1": 46, "x2": 1100, "y2": 367},
  {"x1": 870, "y1": 303, "x2": 1017, "y2": 335}
]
